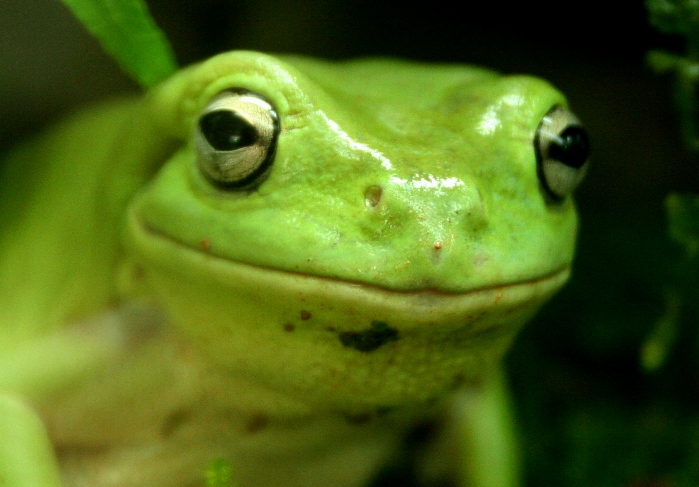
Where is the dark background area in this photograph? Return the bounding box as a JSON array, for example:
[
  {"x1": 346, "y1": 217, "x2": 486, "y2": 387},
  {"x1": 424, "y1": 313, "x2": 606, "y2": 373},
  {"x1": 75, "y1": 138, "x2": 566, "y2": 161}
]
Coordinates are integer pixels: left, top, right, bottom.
[{"x1": 1, "y1": 1, "x2": 698, "y2": 485}]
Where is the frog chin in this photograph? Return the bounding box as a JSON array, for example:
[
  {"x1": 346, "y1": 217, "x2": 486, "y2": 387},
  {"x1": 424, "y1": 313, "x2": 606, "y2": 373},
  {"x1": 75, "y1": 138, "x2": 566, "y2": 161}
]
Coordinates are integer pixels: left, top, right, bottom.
[{"x1": 128, "y1": 212, "x2": 570, "y2": 407}]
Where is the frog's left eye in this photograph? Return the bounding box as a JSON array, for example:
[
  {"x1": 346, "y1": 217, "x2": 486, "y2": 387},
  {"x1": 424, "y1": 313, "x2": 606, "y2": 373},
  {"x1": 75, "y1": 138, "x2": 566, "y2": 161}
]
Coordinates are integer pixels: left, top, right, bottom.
[
  {"x1": 195, "y1": 90, "x2": 279, "y2": 188},
  {"x1": 535, "y1": 105, "x2": 590, "y2": 200}
]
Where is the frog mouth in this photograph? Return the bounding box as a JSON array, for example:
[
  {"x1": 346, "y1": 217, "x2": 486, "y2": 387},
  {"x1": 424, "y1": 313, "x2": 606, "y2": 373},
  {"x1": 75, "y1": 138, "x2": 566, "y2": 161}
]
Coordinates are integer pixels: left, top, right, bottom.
[{"x1": 130, "y1": 212, "x2": 571, "y2": 323}]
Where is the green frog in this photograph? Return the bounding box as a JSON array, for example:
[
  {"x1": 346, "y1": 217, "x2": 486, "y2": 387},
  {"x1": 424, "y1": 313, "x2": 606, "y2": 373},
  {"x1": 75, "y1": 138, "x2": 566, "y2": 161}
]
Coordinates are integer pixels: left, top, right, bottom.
[{"x1": 0, "y1": 50, "x2": 588, "y2": 486}]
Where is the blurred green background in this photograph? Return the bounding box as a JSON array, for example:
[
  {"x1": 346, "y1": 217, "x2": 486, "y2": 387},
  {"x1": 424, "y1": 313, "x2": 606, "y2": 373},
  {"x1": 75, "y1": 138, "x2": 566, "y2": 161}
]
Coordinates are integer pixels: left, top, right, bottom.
[{"x1": 1, "y1": 1, "x2": 698, "y2": 485}]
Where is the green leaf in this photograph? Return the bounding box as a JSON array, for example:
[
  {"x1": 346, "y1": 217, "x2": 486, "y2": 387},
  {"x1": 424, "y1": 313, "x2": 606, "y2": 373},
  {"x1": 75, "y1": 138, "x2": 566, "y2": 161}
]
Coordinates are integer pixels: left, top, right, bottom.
[
  {"x1": 666, "y1": 193, "x2": 699, "y2": 258},
  {"x1": 59, "y1": 0, "x2": 178, "y2": 87},
  {"x1": 646, "y1": 0, "x2": 699, "y2": 36},
  {"x1": 640, "y1": 291, "x2": 681, "y2": 371}
]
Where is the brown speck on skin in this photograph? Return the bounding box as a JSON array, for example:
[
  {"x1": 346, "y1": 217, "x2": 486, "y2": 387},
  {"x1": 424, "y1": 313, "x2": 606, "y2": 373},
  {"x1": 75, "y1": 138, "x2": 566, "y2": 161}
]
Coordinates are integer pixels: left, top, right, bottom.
[
  {"x1": 132, "y1": 265, "x2": 145, "y2": 281},
  {"x1": 160, "y1": 409, "x2": 191, "y2": 438},
  {"x1": 433, "y1": 241, "x2": 443, "y2": 250},
  {"x1": 300, "y1": 310, "x2": 311, "y2": 320},
  {"x1": 452, "y1": 373, "x2": 483, "y2": 391},
  {"x1": 283, "y1": 323, "x2": 295, "y2": 332},
  {"x1": 200, "y1": 238, "x2": 211, "y2": 251},
  {"x1": 246, "y1": 413, "x2": 269, "y2": 433},
  {"x1": 493, "y1": 288, "x2": 504, "y2": 303},
  {"x1": 327, "y1": 326, "x2": 336, "y2": 332}
]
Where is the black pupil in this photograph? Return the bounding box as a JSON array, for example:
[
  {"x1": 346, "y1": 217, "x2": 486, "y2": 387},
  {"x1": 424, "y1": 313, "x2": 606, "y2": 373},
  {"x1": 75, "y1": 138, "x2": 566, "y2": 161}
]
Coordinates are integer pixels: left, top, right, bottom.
[
  {"x1": 200, "y1": 110, "x2": 257, "y2": 151},
  {"x1": 549, "y1": 126, "x2": 590, "y2": 168}
]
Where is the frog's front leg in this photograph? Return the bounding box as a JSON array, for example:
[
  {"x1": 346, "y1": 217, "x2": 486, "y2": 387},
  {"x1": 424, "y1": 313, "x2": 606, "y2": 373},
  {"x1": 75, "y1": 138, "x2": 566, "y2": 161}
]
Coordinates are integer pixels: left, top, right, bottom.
[
  {"x1": 0, "y1": 394, "x2": 63, "y2": 487},
  {"x1": 455, "y1": 368, "x2": 520, "y2": 487},
  {"x1": 0, "y1": 304, "x2": 166, "y2": 487},
  {"x1": 415, "y1": 368, "x2": 519, "y2": 487}
]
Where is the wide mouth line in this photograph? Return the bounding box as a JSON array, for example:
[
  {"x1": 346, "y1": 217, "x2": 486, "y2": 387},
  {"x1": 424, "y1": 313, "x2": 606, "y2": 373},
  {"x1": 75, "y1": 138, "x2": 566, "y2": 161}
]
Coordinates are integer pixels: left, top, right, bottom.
[{"x1": 137, "y1": 217, "x2": 570, "y2": 297}]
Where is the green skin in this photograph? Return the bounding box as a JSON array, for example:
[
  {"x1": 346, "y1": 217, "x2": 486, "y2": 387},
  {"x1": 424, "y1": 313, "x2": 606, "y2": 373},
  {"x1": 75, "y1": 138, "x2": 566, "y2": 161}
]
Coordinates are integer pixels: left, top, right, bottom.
[{"x1": 0, "y1": 51, "x2": 577, "y2": 486}]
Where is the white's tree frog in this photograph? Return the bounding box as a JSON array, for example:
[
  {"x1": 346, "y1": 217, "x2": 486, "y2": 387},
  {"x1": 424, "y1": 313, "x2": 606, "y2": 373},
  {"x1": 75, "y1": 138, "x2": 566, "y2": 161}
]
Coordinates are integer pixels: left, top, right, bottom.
[{"x1": 0, "y1": 51, "x2": 589, "y2": 486}]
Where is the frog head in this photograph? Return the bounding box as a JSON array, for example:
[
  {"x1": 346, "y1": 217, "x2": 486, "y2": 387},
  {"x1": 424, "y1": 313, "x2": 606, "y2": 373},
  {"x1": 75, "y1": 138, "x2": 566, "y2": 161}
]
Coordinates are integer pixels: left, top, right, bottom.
[{"x1": 120, "y1": 51, "x2": 588, "y2": 412}]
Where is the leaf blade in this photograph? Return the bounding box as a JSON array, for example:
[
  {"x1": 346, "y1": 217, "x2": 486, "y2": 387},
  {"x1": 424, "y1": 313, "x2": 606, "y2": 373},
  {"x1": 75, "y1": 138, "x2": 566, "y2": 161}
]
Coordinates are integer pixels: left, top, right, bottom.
[{"x1": 59, "y1": 0, "x2": 178, "y2": 87}]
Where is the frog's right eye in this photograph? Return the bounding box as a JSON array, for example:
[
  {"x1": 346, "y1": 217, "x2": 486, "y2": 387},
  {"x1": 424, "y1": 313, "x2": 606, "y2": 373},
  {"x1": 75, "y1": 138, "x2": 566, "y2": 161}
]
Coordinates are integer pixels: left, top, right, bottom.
[
  {"x1": 534, "y1": 105, "x2": 590, "y2": 201},
  {"x1": 195, "y1": 90, "x2": 279, "y2": 189}
]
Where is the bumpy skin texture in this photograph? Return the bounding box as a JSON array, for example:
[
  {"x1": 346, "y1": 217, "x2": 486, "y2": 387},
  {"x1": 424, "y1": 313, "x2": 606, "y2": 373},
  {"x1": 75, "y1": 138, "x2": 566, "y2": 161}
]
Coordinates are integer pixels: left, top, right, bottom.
[{"x1": 0, "y1": 51, "x2": 578, "y2": 487}]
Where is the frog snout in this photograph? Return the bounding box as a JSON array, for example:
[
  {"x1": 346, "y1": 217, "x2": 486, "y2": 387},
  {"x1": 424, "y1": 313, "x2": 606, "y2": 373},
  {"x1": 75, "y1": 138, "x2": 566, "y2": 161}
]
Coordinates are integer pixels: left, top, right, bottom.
[{"x1": 358, "y1": 179, "x2": 488, "y2": 244}]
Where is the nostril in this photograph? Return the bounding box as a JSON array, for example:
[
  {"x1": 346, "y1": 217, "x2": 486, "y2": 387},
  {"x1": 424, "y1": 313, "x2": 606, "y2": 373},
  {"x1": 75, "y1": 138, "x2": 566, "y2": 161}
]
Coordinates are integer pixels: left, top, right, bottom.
[{"x1": 364, "y1": 185, "x2": 383, "y2": 208}]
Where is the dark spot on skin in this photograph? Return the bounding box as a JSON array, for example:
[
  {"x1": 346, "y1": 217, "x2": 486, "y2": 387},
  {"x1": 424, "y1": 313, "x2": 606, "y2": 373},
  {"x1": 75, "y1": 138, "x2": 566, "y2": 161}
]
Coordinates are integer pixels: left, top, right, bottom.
[
  {"x1": 326, "y1": 326, "x2": 336, "y2": 332},
  {"x1": 433, "y1": 241, "x2": 443, "y2": 250},
  {"x1": 200, "y1": 238, "x2": 211, "y2": 251},
  {"x1": 245, "y1": 413, "x2": 268, "y2": 433},
  {"x1": 283, "y1": 323, "x2": 295, "y2": 332},
  {"x1": 344, "y1": 412, "x2": 372, "y2": 425},
  {"x1": 339, "y1": 321, "x2": 399, "y2": 352},
  {"x1": 300, "y1": 310, "x2": 311, "y2": 320},
  {"x1": 160, "y1": 409, "x2": 191, "y2": 438}
]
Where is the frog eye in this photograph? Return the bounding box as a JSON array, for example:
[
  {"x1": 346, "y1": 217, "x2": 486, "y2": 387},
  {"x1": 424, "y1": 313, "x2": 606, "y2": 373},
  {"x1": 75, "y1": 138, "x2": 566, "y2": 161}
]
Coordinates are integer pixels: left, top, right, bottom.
[
  {"x1": 195, "y1": 90, "x2": 279, "y2": 188},
  {"x1": 534, "y1": 105, "x2": 590, "y2": 200}
]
